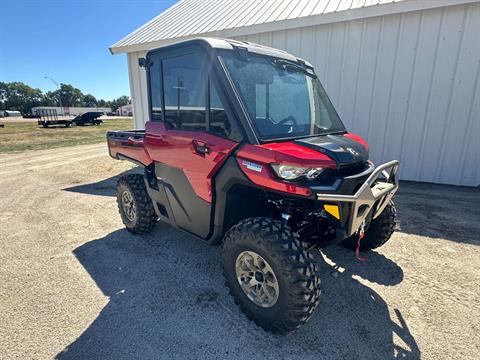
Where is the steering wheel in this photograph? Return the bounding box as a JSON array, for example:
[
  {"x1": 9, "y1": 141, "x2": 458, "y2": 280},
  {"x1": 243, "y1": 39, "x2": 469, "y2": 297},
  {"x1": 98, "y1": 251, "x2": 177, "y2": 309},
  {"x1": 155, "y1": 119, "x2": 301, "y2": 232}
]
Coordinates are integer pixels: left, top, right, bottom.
[{"x1": 277, "y1": 115, "x2": 298, "y2": 126}]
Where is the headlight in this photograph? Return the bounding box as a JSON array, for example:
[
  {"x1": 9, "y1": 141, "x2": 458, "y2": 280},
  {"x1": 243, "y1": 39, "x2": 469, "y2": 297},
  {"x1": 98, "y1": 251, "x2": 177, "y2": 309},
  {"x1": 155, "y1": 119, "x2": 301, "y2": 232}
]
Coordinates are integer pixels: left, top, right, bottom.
[{"x1": 271, "y1": 164, "x2": 324, "y2": 180}]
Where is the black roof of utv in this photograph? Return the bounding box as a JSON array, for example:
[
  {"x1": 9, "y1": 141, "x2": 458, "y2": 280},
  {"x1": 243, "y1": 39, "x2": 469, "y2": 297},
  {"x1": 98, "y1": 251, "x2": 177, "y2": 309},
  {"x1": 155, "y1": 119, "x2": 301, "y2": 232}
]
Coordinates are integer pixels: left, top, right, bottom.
[{"x1": 145, "y1": 37, "x2": 313, "y2": 68}]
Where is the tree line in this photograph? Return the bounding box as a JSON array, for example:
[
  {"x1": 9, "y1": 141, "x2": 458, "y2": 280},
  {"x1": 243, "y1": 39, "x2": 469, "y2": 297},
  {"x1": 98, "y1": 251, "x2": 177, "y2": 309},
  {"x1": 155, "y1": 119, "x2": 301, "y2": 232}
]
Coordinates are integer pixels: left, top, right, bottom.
[{"x1": 0, "y1": 81, "x2": 130, "y2": 114}]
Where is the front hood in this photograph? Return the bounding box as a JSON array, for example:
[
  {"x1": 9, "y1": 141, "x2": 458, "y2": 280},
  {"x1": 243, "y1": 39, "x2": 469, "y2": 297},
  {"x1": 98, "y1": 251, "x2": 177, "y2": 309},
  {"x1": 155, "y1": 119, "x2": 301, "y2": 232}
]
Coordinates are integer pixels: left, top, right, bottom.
[{"x1": 294, "y1": 134, "x2": 369, "y2": 167}]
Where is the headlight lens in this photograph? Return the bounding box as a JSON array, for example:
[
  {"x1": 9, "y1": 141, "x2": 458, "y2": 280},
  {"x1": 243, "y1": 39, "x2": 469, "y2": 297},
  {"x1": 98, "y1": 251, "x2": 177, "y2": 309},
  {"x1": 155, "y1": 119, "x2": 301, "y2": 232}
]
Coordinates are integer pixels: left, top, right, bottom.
[{"x1": 271, "y1": 164, "x2": 324, "y2": 180}]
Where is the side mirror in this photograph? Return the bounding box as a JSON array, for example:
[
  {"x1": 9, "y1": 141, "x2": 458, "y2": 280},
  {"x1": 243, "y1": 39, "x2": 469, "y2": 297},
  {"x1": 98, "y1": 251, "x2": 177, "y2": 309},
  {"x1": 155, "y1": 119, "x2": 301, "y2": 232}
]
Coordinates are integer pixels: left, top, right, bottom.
[{"x1": 138, "y1": 58, "x2": 148, "y2": 68}]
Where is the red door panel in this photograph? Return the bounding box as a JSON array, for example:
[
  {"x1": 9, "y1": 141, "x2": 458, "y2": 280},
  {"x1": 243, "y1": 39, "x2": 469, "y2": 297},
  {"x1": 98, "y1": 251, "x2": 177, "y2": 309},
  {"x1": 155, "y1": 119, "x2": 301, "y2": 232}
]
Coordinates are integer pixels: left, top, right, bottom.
[{"x1": 144, "y1": 121, "x2": 239, "y2": 202}]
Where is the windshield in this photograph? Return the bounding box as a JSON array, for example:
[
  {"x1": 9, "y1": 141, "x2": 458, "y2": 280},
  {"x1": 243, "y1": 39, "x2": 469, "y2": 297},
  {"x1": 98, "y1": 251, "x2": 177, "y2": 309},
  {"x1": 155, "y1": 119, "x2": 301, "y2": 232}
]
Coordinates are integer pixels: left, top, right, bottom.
[{"x1": 221, "y1": 52, "x2": 345, "y2": 141}]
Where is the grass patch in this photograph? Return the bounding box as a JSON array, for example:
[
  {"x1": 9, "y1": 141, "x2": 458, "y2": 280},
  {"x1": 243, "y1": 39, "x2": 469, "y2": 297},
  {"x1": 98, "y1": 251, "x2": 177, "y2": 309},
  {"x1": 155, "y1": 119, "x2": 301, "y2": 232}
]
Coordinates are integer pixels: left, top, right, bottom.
[{"x1": 0, "y1": 118, "x2": 133, "y2": 153}]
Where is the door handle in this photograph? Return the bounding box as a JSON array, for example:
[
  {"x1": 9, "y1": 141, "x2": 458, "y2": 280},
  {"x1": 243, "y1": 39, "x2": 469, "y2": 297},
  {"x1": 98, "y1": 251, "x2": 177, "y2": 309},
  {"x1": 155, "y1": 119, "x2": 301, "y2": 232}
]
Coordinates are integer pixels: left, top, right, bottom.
[
  {"x1": 192, "y1": 140, "x2": 211, "y2": 155},
  {"x1": 127, "y1": 136, "x2": 143, "y2": 145}
]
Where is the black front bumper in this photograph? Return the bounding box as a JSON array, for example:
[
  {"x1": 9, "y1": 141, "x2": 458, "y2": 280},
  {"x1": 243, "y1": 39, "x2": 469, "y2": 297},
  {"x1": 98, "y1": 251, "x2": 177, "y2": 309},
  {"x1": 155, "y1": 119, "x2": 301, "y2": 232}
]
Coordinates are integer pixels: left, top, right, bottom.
[{"x1": 314, "y1": 160, "x2": 400, "y2": 239}]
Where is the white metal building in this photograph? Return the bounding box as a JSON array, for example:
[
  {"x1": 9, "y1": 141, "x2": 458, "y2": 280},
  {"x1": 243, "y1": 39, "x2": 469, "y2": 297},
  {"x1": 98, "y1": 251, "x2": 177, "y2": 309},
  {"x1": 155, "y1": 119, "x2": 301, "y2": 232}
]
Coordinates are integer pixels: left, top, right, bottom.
[
  {"x1": 116, "y1": 104, "x2": 133, "y2": 116},
  {"x1": 111, "y1": 0, "x2": 480, "y2": 186},
  {"x1": 2, "y1": 110, "x2": 22, "y2": 117},
  {"x1": 31, "y1": 106, "x2": 112, "y2": 116}
]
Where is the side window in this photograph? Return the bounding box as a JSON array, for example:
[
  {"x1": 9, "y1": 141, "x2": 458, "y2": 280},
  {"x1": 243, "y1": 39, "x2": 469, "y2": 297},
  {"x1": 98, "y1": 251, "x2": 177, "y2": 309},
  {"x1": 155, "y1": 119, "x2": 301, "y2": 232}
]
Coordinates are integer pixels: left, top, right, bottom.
[
  {"x1": 149, "y1": 59, "x2": 162, "y2": 121},
  {"x1": 163, "y1": 53, "x2": 206, "y2": 131},
  {"x1": 209, "y1": 80, "x2": 231, "y2": 138}
]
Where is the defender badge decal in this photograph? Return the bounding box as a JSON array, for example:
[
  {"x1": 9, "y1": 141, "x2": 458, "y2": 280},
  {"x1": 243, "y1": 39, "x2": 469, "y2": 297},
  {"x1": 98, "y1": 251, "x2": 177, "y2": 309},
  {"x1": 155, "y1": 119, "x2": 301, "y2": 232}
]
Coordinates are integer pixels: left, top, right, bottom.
[{"x1": 242, "y1": 160, "x2": 263, "y2": 173}]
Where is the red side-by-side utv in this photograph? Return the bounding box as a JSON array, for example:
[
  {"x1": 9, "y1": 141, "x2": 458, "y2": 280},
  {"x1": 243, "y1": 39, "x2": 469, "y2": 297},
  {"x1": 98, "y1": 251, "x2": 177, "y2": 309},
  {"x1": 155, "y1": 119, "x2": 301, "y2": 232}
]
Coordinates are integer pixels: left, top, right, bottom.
[{"x1": 107, "y1": 38, "x2": 399, "y2": 333}]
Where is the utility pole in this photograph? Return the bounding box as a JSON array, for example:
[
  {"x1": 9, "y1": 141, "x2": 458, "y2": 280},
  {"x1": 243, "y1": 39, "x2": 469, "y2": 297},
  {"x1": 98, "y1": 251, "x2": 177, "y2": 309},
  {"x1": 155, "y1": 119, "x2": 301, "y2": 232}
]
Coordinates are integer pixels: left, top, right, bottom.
[{"x1": 44, "y1": 76, "x2": 64, "y2": 116}]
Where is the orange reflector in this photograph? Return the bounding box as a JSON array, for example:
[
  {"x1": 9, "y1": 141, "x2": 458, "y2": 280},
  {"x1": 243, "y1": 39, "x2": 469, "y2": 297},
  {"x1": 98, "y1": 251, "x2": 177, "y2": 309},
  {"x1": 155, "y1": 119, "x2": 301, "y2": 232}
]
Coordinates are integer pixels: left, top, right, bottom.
[{"x1": 324, "y1": 204, "x2": 340, "y2": 220}]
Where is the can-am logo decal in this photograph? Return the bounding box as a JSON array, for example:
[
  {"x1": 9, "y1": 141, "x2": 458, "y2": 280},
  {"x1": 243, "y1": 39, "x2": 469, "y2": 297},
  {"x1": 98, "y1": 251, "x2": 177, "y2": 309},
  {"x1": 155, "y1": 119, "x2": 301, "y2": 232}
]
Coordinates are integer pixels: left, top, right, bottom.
[
  {"x1": 346, "y1": 147, "x2": 359, "y2": 156},
  {"x1": 242, "y1": 160, "x2": 263, "y2": 172}
]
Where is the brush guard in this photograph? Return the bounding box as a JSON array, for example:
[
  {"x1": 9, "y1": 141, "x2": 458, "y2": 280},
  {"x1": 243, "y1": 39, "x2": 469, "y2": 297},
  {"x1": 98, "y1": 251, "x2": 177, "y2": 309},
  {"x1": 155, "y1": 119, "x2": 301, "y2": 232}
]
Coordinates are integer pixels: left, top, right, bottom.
[{"x1": 316, "y1": 160, "x2": 399, "y2": 238}]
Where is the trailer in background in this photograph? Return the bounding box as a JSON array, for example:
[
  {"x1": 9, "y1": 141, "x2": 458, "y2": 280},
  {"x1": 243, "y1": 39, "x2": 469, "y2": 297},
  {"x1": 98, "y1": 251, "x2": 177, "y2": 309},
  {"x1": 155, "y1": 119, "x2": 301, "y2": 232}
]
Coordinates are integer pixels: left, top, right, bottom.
[
  {"x1": 36, "y1": 109, "x2": 72, "y2": 128},
  {"x1": 71, "y1": 112, "x2": 104, "y2": 126}
]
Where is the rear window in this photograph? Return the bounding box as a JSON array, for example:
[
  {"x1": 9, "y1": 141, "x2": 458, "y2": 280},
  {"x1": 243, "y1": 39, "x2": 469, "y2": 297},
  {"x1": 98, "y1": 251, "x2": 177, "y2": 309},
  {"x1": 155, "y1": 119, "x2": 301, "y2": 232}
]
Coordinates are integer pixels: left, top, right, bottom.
[{"x1": 149, "y1": 60, "x2": 162, "y2": 121}]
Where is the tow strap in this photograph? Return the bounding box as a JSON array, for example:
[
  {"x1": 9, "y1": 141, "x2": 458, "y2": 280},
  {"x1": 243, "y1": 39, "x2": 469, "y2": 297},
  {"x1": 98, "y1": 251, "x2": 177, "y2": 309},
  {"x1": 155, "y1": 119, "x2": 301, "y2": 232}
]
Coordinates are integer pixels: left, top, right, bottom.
[{"x1": 355, "y1": 221, "x2": 368, "y2": 261}]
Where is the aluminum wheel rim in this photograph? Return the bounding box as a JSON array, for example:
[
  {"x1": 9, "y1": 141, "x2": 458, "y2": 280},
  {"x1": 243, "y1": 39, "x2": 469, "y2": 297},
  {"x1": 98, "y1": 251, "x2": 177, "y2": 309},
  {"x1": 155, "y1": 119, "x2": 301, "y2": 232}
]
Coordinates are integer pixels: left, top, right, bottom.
[
  {"x1": 235, "y1": 251, "x2": 279, "y2": 308},
  {"x1": 121, "y1": 190, "x2": 136, "y2": 222}
]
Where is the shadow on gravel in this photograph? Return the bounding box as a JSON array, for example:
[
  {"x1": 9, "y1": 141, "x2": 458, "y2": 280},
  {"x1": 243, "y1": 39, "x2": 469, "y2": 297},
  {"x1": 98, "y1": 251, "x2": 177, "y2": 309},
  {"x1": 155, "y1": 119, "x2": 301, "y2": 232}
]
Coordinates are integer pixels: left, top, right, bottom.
[
  {"x1": 63, "y1": 169, "x2": 141, "y2": 197},
  {"x1": 57, "y1": 225, "x2": 419, "y2": 360},
  {"x1": 395, "y1": 181, "x2": 480, "y2": 246}
]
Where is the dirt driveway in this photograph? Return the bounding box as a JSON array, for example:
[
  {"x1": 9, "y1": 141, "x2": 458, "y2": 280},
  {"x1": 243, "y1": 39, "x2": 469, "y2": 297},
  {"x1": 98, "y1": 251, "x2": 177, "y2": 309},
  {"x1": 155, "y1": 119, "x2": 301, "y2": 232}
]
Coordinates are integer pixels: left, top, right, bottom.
[{"x1": 0, "y1": 144, "x2": 479, "y2": 359}]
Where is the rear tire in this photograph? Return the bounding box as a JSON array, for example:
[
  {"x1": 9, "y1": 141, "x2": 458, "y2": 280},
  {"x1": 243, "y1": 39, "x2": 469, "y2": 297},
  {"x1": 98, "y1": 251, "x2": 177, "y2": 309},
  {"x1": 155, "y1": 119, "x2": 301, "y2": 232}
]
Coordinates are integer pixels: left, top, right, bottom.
[
  {"x1": 221, "y1": 217, "x2": 321, "y2": 333},
  {"x1": 341, "y1": 201, "x2": 397, "y2": 250},
  {"x1": 117, "y1": 174, "x2": 157, "y2": 234}
]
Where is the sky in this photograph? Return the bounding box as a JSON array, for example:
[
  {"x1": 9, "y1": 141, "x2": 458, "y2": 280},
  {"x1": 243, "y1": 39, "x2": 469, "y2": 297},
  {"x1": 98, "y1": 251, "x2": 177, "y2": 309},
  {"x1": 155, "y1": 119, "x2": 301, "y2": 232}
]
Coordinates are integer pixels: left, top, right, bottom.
[{"x1": 0, "y1": 0, "x2": 177, "y2": 100}]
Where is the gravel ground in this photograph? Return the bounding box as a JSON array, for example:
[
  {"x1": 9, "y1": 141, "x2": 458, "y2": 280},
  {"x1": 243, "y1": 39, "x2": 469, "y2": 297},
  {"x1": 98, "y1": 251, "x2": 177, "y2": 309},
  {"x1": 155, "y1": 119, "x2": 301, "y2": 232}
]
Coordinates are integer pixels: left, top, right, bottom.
[{"x1": 0, "y1": 143, "x2": 479, "y2": 359}]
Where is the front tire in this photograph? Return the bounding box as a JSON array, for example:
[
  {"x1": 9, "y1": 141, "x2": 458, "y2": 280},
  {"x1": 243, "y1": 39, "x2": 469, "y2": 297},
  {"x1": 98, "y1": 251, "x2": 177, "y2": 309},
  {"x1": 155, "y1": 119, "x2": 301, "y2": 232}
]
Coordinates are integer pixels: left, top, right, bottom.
[
  {"x1": 221, "y1": 217, "x2": 321, "y2": 333},
  {"x1": 117, "y1": 174, "x2": 157, "y2": 234},
  {"x1": 341, "y1": 201, "x2": 397, "y2": 250}
]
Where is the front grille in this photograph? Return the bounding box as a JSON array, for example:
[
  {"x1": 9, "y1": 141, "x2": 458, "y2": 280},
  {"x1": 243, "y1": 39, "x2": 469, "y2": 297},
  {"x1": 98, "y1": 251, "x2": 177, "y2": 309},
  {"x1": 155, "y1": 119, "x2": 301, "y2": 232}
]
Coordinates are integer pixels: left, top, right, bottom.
[
  {"x1": 336, "y1": 162, "x2": 369, "y2": 176},
  {"x1": 315, "y1": 162, "x2": 368, "y2": 182}
]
